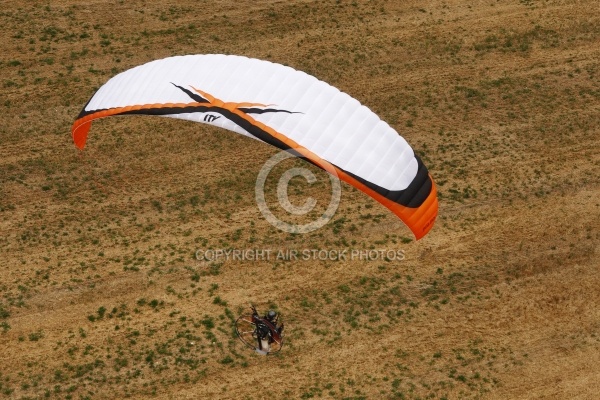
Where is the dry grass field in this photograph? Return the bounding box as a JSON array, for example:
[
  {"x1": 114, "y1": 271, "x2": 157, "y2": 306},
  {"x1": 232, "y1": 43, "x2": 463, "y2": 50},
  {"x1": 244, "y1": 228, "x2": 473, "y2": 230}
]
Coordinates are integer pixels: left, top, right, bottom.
[{"x1": 1, "y1": 0, "x2": 599, "y2": 399}]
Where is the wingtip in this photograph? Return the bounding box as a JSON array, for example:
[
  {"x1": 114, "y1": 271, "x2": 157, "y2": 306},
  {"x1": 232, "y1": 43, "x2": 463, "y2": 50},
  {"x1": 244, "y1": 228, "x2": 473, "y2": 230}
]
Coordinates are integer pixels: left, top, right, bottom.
[
  {"x1": 411, "y1": 177, "x2": 439, "y2": 240},
  {"x1": 71, "y1": 120, "x2": 91, "y2": 150}
]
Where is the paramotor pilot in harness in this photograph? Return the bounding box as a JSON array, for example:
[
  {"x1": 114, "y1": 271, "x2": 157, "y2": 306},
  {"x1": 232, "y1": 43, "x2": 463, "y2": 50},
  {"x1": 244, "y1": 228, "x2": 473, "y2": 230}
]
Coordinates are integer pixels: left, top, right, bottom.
[{"x1": 235, "y1": 305, "x2": 284, "y2": 355}]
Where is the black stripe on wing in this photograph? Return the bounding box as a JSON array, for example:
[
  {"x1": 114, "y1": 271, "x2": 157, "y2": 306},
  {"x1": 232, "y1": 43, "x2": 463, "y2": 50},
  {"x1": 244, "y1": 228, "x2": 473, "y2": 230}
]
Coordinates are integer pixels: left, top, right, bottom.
[
  {"x1": 239, "y1": 107, "x2": 302, "y2": 115},
  {"x1": 79, "y1": 100, "x2": 430, "y2": 208},
  {"x1": 171, "y1": 83, "x2": 210, "y2": 103}
]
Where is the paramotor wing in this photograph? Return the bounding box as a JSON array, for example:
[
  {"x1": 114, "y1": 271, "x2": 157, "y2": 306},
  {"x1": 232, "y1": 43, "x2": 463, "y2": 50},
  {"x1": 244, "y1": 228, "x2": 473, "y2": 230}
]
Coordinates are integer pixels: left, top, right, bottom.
[{"x1": 71, "y1": 54, "x2": 438, "y2": 239}]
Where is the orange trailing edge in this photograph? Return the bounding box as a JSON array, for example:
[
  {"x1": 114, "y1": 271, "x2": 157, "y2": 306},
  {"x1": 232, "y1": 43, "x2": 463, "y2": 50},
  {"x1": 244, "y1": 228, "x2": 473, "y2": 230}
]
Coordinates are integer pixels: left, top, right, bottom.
[
  {"x1": 72, "y1": 97, "x2": 438, "y2": 240},
  {"x1": 71, "y1": 102, "x2": 210, "y2": 149}
]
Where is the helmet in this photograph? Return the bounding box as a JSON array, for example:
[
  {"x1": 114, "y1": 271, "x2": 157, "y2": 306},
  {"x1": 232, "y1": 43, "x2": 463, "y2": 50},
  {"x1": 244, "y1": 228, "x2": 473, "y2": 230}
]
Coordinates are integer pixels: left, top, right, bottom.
[{"x1": 266, "y1": 310, "x2": 277, "y2": 321}]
